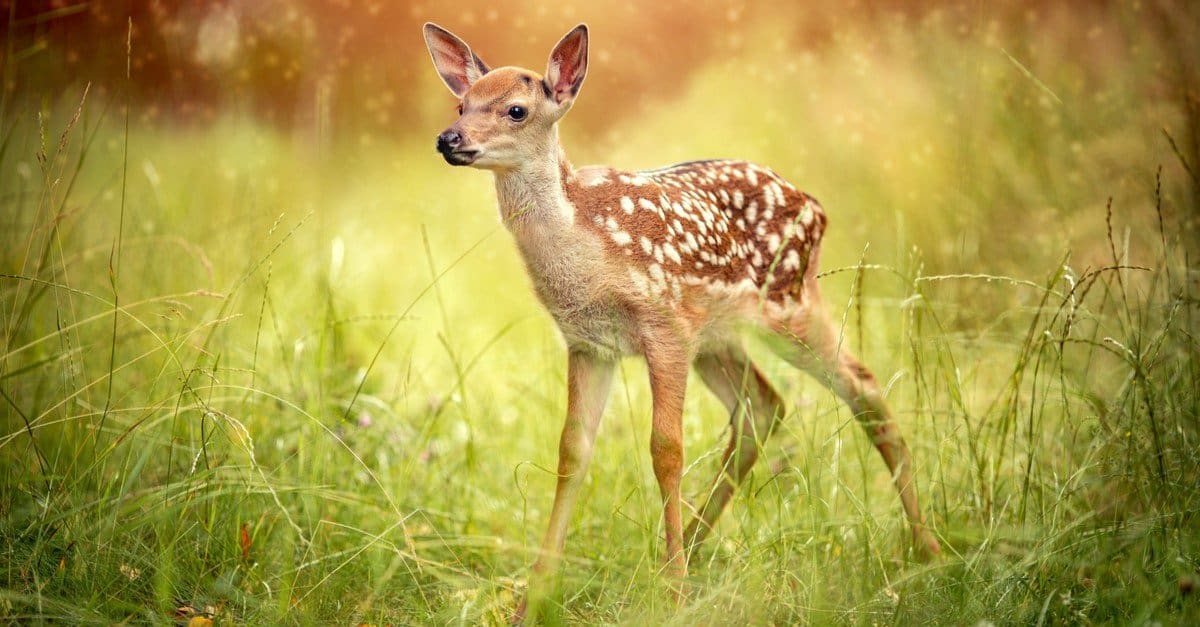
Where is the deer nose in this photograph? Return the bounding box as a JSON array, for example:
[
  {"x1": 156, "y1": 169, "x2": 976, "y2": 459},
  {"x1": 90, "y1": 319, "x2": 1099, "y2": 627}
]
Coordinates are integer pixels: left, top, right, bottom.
[{"x1": 436, "y1": 129, "x2": 463, "y2": 154}]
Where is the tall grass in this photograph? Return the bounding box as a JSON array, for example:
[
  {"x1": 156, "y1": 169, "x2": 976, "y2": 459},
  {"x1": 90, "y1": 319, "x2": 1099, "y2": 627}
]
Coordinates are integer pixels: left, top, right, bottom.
[{"x1": 2, "y1": 10, "x2": 1199, "y2": 626}]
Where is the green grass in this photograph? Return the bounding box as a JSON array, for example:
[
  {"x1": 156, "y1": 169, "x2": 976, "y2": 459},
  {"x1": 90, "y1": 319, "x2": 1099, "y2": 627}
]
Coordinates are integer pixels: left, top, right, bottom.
[{"x1": 3, "y1": 12, "x2": 1199, "y2": 626}]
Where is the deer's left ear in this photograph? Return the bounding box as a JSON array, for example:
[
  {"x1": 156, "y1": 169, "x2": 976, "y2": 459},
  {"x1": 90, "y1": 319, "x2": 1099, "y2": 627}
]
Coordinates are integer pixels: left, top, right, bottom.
[
  {"x1": 423, "y1": 22, "x2": 490, "y2": 98},
  {"x1": 544, "y1": 24, "x2": 588, "y2": 108}
]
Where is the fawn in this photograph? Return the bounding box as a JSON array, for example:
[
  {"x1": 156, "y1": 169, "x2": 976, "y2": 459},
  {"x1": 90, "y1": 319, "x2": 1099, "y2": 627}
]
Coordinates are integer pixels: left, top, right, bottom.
[{"x1": 422, "y1": 21, "x2": 941, "y2": 612}]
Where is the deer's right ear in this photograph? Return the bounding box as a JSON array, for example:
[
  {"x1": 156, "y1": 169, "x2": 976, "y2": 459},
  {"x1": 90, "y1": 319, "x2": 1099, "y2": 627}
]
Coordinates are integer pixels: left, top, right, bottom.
[{"x1": 423, "y1": 23, "x2": 490, "y2": 98}]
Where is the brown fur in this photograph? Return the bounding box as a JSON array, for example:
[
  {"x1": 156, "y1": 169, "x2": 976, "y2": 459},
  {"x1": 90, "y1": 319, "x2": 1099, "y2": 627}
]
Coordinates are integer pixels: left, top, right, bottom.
[
  {"x1": 566, "y1": 159, "x2": 826, "y2": 301},
  {"x1": 422, "y1": 22, "x2": 940, "y2": 620}
]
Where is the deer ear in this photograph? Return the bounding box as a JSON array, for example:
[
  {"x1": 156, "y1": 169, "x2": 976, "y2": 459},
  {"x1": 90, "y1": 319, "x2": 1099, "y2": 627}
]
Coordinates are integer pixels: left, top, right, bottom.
[
  {"x1": 544, "y1": 24, "x2": 588, "y2": 107},
  {"x1": 423, "y1": 22, "x2": 490, "y2": 98}
]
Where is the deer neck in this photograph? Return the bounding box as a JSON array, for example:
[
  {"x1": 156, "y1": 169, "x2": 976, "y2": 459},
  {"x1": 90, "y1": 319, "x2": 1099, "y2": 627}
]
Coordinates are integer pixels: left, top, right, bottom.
[{"x1": 493, "y1": 129, "x2": 575, "y2": 232}]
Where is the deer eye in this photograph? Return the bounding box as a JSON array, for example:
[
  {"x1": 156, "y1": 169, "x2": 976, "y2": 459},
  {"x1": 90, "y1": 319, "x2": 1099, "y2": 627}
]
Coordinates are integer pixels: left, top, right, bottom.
[{"x1": 507, "y1": 105, "x2": 527, "y2": 121}]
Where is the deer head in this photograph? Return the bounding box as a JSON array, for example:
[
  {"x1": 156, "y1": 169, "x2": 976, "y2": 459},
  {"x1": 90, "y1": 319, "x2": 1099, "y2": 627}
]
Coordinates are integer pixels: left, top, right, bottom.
[{"x1": 423, "y1": 23, "x2": 589, "y2": 170}]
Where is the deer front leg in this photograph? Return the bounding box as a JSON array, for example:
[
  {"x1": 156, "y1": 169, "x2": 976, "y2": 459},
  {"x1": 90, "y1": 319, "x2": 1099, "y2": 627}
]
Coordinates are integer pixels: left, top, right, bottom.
[
  {"x1": 517, "y1": 348, "x2": 615, "y2": 622},
  {"x1": 644, "y1": 336, "x2": 691, "y2": 586}
]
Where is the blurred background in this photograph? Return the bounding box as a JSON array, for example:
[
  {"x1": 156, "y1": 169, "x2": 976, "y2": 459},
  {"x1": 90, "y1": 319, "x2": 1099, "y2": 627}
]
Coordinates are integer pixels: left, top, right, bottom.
[
  {"x1": 1, "y1": 1, "x2": 1198, "y2": 623},
  {"x1": 3, "y1": 0, "x2": 1197, "y2": 269}
]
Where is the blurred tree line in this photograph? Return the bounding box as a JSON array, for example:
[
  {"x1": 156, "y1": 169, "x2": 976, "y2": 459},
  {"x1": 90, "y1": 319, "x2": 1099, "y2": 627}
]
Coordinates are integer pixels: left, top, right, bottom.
[{"x1": 0, "y1": 0, "x2": 1196, "y2": 182}]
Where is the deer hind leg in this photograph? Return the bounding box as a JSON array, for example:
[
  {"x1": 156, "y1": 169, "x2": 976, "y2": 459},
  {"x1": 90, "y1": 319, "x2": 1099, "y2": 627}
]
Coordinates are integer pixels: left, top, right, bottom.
[
  {"x1": 771, "y1": 295, "x2": 941, "y2": 559},
  {"x1": 684, "y1": 345, "x2": 786, "y2": 555}
]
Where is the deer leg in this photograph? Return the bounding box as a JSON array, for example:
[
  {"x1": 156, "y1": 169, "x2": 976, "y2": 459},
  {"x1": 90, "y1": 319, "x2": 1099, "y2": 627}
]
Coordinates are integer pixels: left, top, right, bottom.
[
  {"x1": 777, "y1": 303, "x2": 941, "y2": 559},
  {"x1": 517, "y1": 348, "x2": 615, "y2": 622},
  {"x1": 684, "y1": 346, "x2": 786, "y2": 555},
  {"x1": 644, "y1": 335, "x2": 691, "y2": 585}
]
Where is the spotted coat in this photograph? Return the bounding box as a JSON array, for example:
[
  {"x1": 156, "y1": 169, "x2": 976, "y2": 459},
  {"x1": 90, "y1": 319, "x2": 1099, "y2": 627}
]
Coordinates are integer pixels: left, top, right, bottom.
[{"x1": 564, "y1": 159, "x2": 827, "y2": 306}]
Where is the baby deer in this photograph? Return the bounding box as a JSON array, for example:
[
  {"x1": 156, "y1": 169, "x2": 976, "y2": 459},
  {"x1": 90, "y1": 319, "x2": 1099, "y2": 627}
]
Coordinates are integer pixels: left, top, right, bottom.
[{"x1": 423, "y1": 21, "x2": 940, "y2": 613}]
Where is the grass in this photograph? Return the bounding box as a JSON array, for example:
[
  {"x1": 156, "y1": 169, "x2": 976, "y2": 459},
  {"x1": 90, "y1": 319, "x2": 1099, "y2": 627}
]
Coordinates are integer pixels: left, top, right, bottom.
[{"x1": 3, "y1": 9, "x2": 1199, "y2": 625}]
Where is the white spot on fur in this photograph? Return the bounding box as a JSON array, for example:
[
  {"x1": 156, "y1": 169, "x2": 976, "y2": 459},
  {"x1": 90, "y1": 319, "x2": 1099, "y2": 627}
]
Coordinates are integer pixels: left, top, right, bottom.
[
  {"x1": 784, "y1": 249, "x2": 801, "y2": 271},
  {"x1": 784, "y1": 220, "x2": 807, "y2": 242},
  {"x1": 663, "y1": 242, "x2": 682, "y2": 264},
  {"x1": 770, "y1": 182, "x2": 784, "y2": 207},
  {"x1": 620, "y1": 197, "x2": 635, "y2": 214},
  {"x1": 640, "y1": 236, "x2": 653, "y2": 255},
  {"x1": 763, "y1": 182, "x2": 777, "y2": 209},
  {"x1": 648, "y1": 263, "x2": 665, "y2": 286},
  {"x1": 611, "y1": 230, "x2": 632, "y2": 246}
]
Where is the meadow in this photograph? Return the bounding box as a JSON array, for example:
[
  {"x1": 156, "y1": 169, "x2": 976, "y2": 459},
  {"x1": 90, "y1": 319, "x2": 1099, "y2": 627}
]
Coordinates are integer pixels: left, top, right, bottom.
[{"x1": 2, "y1": 3, "x2": 1198, "y2": 624}]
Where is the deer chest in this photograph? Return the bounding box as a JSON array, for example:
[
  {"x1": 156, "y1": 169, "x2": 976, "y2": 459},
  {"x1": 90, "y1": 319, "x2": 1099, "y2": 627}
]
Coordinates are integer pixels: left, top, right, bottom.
[{"x1": 516, "y1": 231, "x2": 641, "y2": 357}]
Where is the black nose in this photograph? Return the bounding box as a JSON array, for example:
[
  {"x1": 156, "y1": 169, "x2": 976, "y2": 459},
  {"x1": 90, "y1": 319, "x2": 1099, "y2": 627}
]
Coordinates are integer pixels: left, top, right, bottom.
[{"x1": 436, "y1": 129, "x2": 463, "y2": 154}]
